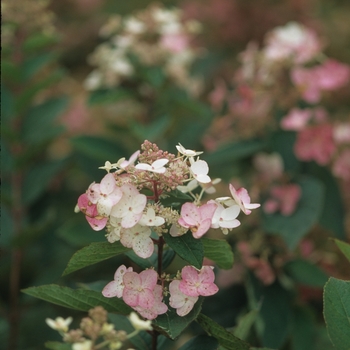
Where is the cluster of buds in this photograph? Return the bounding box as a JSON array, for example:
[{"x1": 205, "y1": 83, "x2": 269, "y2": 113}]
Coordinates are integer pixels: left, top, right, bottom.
[
  {"x1": 84, "y1": 3, "x2": 203, "y2": 95},
  {"x1": 46, "y1": 307, "x2": 150, "y2": 350},
  {"x1": 76, "y1": 140, "x2": 260, "y2": 320}
]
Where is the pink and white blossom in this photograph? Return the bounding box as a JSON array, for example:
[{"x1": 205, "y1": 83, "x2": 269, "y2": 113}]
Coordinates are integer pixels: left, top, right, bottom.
[
  {"x1": 179, "y1": 265, "x2": 219, "y2": 297},
  {"x1": 110, "y1": 184, "x2": 147, "y2": 228},
  {"x1": 120, "y1": 224, "x2": 154, "y2": 258},
  {"x1": 211, "y1": 202, "x2": 241, "y2": 232},
  {"x1": 135, "y1": 159, "x2": 169, "y2": 173},
  {"x1": 120, "y1": 150, "x2": 140, "y2": 169},
  {"x1": 280, "y1": 108, "x2": 312, "y2": 131},
  {"x1": 332, "y1": 149, "x2": 350, "y2": 180},
  {"x1": 77, "y1": 193, "x2": 108, "y2": 231},
  {"x1": 169, "y1": 280, "x2": 198, "y2": 316},
  {"x1": 176, "y1": 143, "x2": 203, "y2": 157},
  {"x1": 139, "y1": 207, "x2": 165, "y2": 227},
  {"x1": 229, "y1": 185, "x2": 260, "y2": 215},
  {"x1": 178, "y1": 202, "x2": 217, "y2": 238},
  {"x1": 102, "y1": 265, "x2": 133, "y2": 298},
  {"x1": 133, "y1": 285, "x2": 168, "y2": 320},
  {"x1": 122, "y1": 270, "x2": 158, "y2": 309},
  {"x1": 190, "y1": 160, "x2": 211, "y2": 183}
]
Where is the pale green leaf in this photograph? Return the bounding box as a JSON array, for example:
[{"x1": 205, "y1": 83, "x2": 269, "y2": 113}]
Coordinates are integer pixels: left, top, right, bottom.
[{"x1": 202, "y1": 238, "x2": 234, "y2": 269}]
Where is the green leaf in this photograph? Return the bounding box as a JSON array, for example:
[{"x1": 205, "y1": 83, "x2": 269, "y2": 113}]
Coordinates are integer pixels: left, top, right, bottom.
[
  {"x1": 87, "y1": 88, "x2": 130, "y2": 106},
  {"x1": 130, "y1": 115, "x2": 170, "y2": 142},
  {"x1": 204, "y1": 139, "x2": 265, "y2": 166},
  {"x1": 22, "y1": 159, "x2": 66, "y2": 205},
  {"x1": 196, "y1": 313, "x2": 250, "y2": 350},
  {"x1": 23, "y1": 33, "x2": 59, "y2": 51},
  {"x1": 291, "y1": 306, "x2": 315, "y2": 350},
  {"x1": 202, "y1": 238, "x2": 234, "y2": 270},
  {"x1": 153, "y1": 298, "x2": 203, "y2": 339},
  {"x1": 179, "y1": 334, "x2": 218, "y2": 350},
  {"x1": 0, "y1": 205, "x2": 13, "y2": 248},
  {"x1": 324, "y1": 277, "x2": 350, "y2": 350},
  {"x1": 45, "y1": 342, "x2": 72, "y2": 350},
  {"x1": 21, "y1": 53, "x2": 56, "y2": 81},
  {"x1": 16, "y1": 68, "x2": 65, "y2": 113},
  {"x1": 248, "y1": 275, "x2": 292, "y2": 349},
  {"x1": 1, "y1": 85, "x2": 14, "y2": 123},
  {"x1": 22, "y1": 284, "x2": 132, "y2": 315},
  {"x1": 163, "y1": 233, "x2": 203, "y2": 269},
  {"x1": 71, "y1": 136, "x2": 126, "y2": 162},
  {"x1": 333, "y1": 239, "x2": 350, "y2": 263},
  {"x1": 284, "y1": 259, "x2": 328, "y2": 287},
  {"x1": 305, "y1": 163, "x2": 346, "y2": 239},
  {"x1": 63, "y1": 241, "x2": 130, "y2": 276},
  {"x1": 22, "y1": 97, "x2": 68, "y2": 144},
  {"x1": 233, "y1": 309, "x2": 259, "y2": 340},
  {"x1": 262, "y1": 177, "x2": 324, "y2": 249}
]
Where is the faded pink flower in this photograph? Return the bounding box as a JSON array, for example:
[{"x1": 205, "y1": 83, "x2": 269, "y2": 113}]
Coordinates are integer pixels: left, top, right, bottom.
[
  {"x1": 291, "y1": 60, "x2": 350, "y2": 103},
  {"x1": 294, "y1": 124, "x2": 336, "y2": 165},
  {"x1": 332, "y1": 149, "x2": 350, "y2": 180},
  {"x1": 120, "y1": 224, "x2": 154, "y2": 259},
  {"x1": 179, "y1": 265, "x2": 219, "y2": 297},
  {"x1": 178, "y1": 202, "x2": 217, "y2": 238},
  {"x1": 263, "y1": 22, "x2": 322, "y2": 64},
  {"x1": 133, "y1": 285, "x2": 168, "y2": 320},
  {"x1": 120, "y1": 150, "x2": 140, "y2": 169},
  {"x1": 169, "y1": 280, "x2": 198, "y2": 316},
  {"x1": 160, "y1": 33, "x2": 189, "y2": 53},
  {"x1": 102, "y1": 265, "x2": 133, "y2": 298},
  {"x1": 280, "y1": 108, "x2": 312, "y2": 131},
  {"x1": 122, "y1": 270, "x2": 158, "y2": 309},
  {"x1": 263, "y1": 184, "x2": 302, "y2": 216},
  {"x1": 229, "y1": 184, "x2": 260, "y2": 215},
  {"x1": 333, "y1": 123, "x2": 350, "y2": 144},
  {"x1": 237, "y1": 241, "x2": 275, "y2": 286},
  {"x1": 77, "y1": 193, "x2": 108, "y2": 231},
  {"x1": 110, "y1": 184, "x2": 147, "y2": 228}
]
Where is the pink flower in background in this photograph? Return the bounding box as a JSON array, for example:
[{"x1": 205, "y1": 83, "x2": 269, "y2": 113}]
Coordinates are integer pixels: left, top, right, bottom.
[
  {"x1": 102, "y1": 265, "x2": 133, "y2": 298},
  {"x1": 179, "y1": 265, "x2": 219, "y2": 297},
  {"x1": 253, "y1": 152, "x2": 283, "y2": 182},
  {"x1": 169, "y1": 280, "x2": 198, "y2": 316},
  {"x1": 178, "y1": 202, "x2": 217, "y2": 238},
  {"x1": 294, "y1": 124, "x2": 336, "y2": 165},
  {"x1": 263, "y1": 184, "x2": 302, "y2": 216},
  {"x1": 237, "y1": 242, "x2": 275, "y2": 285},
  {"x1": 263, "y1": 22, "x2": 322, "y2": 64},
  {"x1": 291, "y1": 60, "x2": 350, "y2": 103},
  {"x1": 122, "y1": 270, "x2": 158, "y2": 309},
  {"x1": 134, "y1": 285, "x2": 168, "y2": 320},
  {"x1": 77, "y1": 193, "x2": 108, "y2": 231},
  {"x1": 160, "y1": 33, "x2": 189, "y2": 53},
  {"x1": 332, "y1": 149, "x2": 350, "y2": 180},
  {"x1": 229, "y1": 184, "x2": 260, "y2": 215},
  {"x1": 280, "y1": 108, "x2": 312, "y2": 131},
  {"x1": 333, "y1": 123, "x2": 350, "y2": 144}
]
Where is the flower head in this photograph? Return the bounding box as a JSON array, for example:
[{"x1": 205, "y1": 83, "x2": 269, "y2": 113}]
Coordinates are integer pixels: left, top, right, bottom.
[
  {"x1": 102, "y1": 265, "x2": 133, "y2": 298},
  {"x1": 178, "y1": 202, "x2": 217, "y2": 238},
  {"x1": 229, "y1": 185, "x2": 260, "y2": 215},
  {"x1": 46, "y1": 316, "x2": 73, "y2": 333},
  {"x1": 179, "y1": 265, "x2": 219, "y2": 297},
  {"x1": 169, "y1": 280, "x2": 198, "y2": 316}
]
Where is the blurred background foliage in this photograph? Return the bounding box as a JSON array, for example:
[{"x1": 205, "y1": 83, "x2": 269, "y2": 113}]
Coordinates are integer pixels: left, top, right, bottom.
[{"x1": 1, "y1": 0, "x2": 350, "y2": 349}]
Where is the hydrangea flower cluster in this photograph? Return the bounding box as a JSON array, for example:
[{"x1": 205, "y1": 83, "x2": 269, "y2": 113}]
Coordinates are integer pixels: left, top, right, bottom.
[
  {"x1": 205, "y1": 21, "x2": 350, "y2": 182},
  {"x1": 46, "y1": 307, "x2": 150, "y2": 350},
  {"x1": 84, "y1": 3, "x2": 203, "y2": 95},
  {"x1": 76, "y1": 140, "x2": 260, "y2": 320}
]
